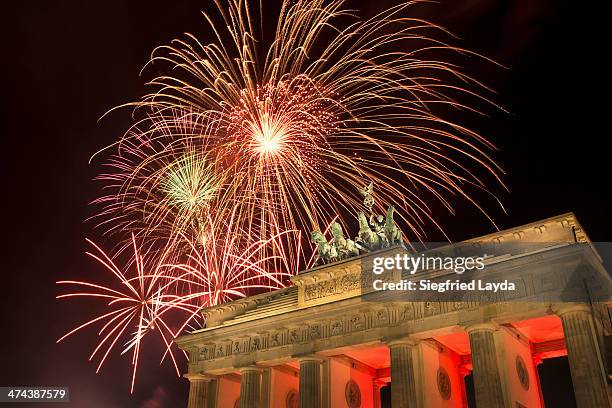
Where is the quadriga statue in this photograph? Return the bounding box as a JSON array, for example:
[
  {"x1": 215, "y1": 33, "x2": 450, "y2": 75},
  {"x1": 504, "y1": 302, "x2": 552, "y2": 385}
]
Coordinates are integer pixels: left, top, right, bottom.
[
  {"x1": 356, "y1": 211, "x2": 382, "y2": 250},
  {"x1": 330, "y1": 221, "x2": 359, "y2": 260},
  {"x1": 384, "y1": 205, "x2": 402, "y2": 245},
  {"x1": 311, "y1": 230, "x2": 337, "y2": 264}
]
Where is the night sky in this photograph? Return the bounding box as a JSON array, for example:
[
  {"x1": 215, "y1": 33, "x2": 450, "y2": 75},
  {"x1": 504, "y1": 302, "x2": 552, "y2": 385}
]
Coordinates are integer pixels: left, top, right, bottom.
[{"x1": 1, "y1": 1, "x2": 607, "y2": 407}]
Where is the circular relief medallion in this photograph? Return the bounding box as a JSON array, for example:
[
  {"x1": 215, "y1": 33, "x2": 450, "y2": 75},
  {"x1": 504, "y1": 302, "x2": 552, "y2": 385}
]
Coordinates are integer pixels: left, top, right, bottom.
[
  {"x1": 345, "y1": 379, "x2": 362, "y2": 408},
  {"x1": 516, "y1": 355, "x2": 530, "y2": 390},
  {"x1": 285, "y1": 389, "x2": 298, "y2": 408},
  {"x1": 437, "y1": 367, "x2": 451, "y2": 400}
]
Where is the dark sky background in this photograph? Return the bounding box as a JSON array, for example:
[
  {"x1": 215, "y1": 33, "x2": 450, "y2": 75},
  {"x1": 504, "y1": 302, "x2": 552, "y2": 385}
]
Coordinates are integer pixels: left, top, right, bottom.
[{"x1": 0, "y1": 0, "x2": 607, "y2": 407}]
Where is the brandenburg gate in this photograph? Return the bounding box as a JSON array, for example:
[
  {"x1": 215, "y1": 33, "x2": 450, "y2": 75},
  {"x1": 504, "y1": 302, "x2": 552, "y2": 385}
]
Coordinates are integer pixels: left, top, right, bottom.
[{"x1": 175, "y1": 213, "x2": 612, "y2": 407}]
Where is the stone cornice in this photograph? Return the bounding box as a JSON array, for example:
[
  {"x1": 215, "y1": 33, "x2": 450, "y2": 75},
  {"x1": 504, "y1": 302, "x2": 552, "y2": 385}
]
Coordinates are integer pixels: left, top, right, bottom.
[
  {"x1": 463, "y1": 212, "x2": 588, "y2": 244},
  {"x1": 198, "y1": 287, "x2": 296, "y2": 328},
  {"x1": 551, "y1": 303, "x2": 592, "y2": 316}
]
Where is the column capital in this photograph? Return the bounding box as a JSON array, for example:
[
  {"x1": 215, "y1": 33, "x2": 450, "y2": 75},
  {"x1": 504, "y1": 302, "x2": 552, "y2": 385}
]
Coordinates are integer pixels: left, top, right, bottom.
[
  {"x1": 551, "y1": 303, "x2": 591, "y2": 316},
  {"x1": 239, "y1": 365, "x2": 262, "y2": 374},
  {"x1": 295, "y1": 354, "x2": 325, "y2": 363},
  {"x1": 464, "y1": 322, "x2": 498, "y2": 333},
  {"x1": 385, "y1": 336, "x2": 420, "y2": 348},
  {"x1": 184, "y1": 373, "x2": 215, "y2": 382},
  {"x1": 187, "y1": 373, "x2": 215, "y2": 408}
]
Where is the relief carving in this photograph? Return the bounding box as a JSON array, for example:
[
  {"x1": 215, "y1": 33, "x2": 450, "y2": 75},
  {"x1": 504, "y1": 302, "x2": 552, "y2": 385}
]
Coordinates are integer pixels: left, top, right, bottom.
[
  {"x1": 309, "y1": 325, "x2": 321, "y2": 339},
  {"x1": 303, "y1": 272, "x2": 360, "y2": 302},
  {"x1": 376, "y1": 309, "x2": 388, "y2": 324},
  {"x1": 331, "y1": 321, "x2": 343, "y2": 335},
  {"x1": 270, "y1": 332, "x2": 280, "y2": 347},
  {"x1": 350, "y1": 315, "x2": 363, "y2": 330},
  {"x1": 516, "y1": 355, "x2": 529, "y2": 390},
  {"x1": 289, "y1": 329, "x2": 300, "y2": 343},
  {"x1": 345, "y1": 379, "x2": 362, "y2": 408},
  {"x1": 437, "y1": 367, "x2": 451, "y2": 400},
  {"x1": 401, "y1": 304, "x2": 415, "y2": 320}
]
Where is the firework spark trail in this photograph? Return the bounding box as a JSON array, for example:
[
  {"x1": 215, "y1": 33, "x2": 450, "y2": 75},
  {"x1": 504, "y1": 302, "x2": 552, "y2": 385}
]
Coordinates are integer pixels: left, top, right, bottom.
[
  {"x1": 162, "y1": 205, "x2": 305, "y2": 304},
  {"x1": 96, "y1": 0, "x2": 504, "y2": 249},
  {"x1": 92, "y1": 113, "x2": 224, "y2": 248},
  {"x1": 57, "y1": 235, "x2": 198, "y2": 393},
  {"x1": 58, "y1": 222, "x2": 304, "y2": 391},
  {"x1": 66, "y1": 0, "x2": 506, "y2": 391}
]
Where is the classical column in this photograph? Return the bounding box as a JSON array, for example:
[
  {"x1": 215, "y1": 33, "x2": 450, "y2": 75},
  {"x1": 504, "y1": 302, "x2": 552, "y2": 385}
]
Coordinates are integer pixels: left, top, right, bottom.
[
  {"x1": 321, "y1": 358, "x2": 331, "y2": 408},
  {"x1": 298, "y1": 357, "x2": 322, "y2": 408},
  {"x1": 555, "y1": 304, "x2": 609, "y2": 408},
  {"x1": 387, "y1": 339, "x2": 419, "y2": 408},
  {"x1": 239, "y1": 367, "x2": 261, "y2": 408},
  {"x1": 260, "y1": 368, "x2": 271, "y2": 408},
  {"x1": 466, "y1": 323, "x2": 506, "y2": 408},
  {"x1": 186, "y1": 374, "x2": 214, "y2": 408}
]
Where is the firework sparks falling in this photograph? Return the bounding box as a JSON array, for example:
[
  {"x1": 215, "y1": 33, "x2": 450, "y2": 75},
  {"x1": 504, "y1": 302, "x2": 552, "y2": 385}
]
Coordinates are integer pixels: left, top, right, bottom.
[
  {"x1": 97, "y1": 0, "x2": 504, "y2": 247},
  {"x1": 160, "y1": 152, "x2": 218, "y2": 214},
  {"x1": 58, "y1": 223, "x2": 304, "y2": 391},
  {"x1": 66, "y1": 0, "x2": 507, "y2": 392},
  {"x1": 57, "y1": 235, "x2": 192, "y2": 393},
  {"x1": 165, "y1": 226, "x2": 302, "y2": 307},
  {"x1": 92, "y1": 113, "x2": 225, "y2": 247}
]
